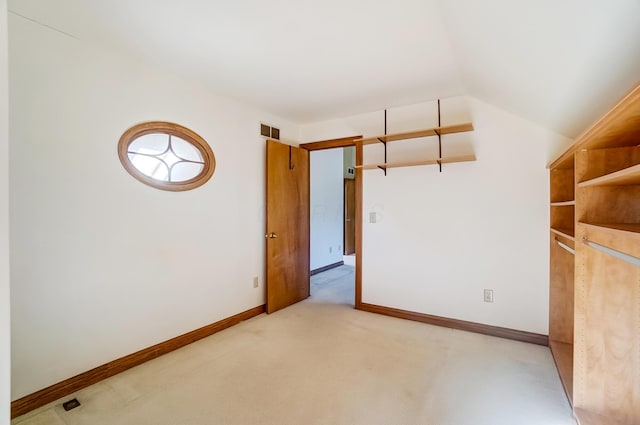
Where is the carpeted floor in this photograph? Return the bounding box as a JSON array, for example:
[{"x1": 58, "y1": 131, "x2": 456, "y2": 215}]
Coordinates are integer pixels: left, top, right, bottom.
[{"x1": 13, "y1": 265, "x2": 575, "y2": 425}]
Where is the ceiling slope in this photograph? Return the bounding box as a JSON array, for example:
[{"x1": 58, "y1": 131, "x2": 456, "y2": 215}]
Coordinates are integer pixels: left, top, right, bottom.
[
  {"x1": 7, "y1": 0, "x2": 463, "y2": 124},
  {"x1": 437, "y1": 0, "x2": 640, "y2": 137},
  {"x1": 8, "y1": 0, "x2": 640, "y2": 137}
]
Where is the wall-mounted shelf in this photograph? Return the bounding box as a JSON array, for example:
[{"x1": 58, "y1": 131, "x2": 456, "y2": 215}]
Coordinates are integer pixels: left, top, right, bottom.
[
  {"x1": 356, "y1": 101, "x2": 475, "y2": 175},
  {"x1": 356, "y1": 155, "x2": 476, "y2": 171},
  {"x1": 355, "y1": 123, "x2": 474, "y2": 145},
  {"x1": 577, "y1": 163, "x2": 640, "y2": 187}
]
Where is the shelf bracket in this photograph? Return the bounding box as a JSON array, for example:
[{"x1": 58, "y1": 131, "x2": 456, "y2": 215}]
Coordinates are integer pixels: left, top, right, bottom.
[
  {"x1": 376, "y1": 139, "x2": 387, "y2": 176},
  {"x1": 377, "y1": 109, "x2": 388, "y2": 176},
  {"x1": 437, "y1": 99, "x2": 442, "y2": 173},
  {"x1": 289, "y1": 145, "x2": 294, "y2": 170}
]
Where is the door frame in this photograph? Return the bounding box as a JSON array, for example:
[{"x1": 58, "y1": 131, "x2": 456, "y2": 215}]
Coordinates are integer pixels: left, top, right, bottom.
[{"x1": 300, "y1": 136, "x2": 363, "y2": 308}]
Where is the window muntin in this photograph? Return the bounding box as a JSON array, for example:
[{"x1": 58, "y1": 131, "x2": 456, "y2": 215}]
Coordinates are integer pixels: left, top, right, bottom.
[{"x1": 118, "y1": 122, "x2": 215, "y2": 191}]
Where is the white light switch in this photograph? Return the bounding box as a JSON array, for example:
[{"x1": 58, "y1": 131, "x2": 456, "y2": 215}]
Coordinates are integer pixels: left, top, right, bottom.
[{"x1": 369, "y1": 212, "x2": 376, "y2": 223}]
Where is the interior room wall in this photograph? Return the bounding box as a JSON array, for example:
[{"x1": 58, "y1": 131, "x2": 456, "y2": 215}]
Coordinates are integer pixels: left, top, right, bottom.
[
  {"x1": 9, "y1": 14, "x2": 299, "y2": 399},
  {"x1": 1, "y1": 0, "x2": 11, "y2": 421},
  {"x1": 310, "y1": 149, "x2": 344, "y2": 271},
  {"x1": 300, "y1": 96, "x2": 572, "y2": 334}
]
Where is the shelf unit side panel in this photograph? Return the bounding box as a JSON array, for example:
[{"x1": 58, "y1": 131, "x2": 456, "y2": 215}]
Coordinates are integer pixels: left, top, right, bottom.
[{"x1": 574, "y1": 231, "x2": 640, "y2": 424}]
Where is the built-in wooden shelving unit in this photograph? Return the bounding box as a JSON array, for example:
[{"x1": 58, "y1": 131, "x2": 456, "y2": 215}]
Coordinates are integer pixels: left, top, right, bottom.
[{"x1": 547, "y1": 83, "x2": 640, "y2": 425}]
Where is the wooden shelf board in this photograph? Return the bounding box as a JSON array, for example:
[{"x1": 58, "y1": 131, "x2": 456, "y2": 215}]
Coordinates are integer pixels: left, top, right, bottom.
[
  {"x1": 356, "y1": 123, "x2": 474, "y2": 145},
  {"x1": 577, "y1": 163, "x2": 640, "y2": 187},
  {"x1": 357, "y1": 159, "x2": 438, "y2": 170},
  {"x1": 440, "y1": 154, "x2": 476, "y2": 164},
  {"x1": 356, "y1": 155, "x2": 476, "y2": 170},
  {"x1": 580, "y1": 222, "x2": 640, "y2": 239},
  {"x1": 574, "y1": 407, "x2": 627, "y2": 425},
  {"x1": 549, "y1": 340, "x2": 574, "y2": 404},
  {"x1": 550, "y1": 200, "x2": 576, "y2": 206},
  {"x1": 550, "y1": 227, "x2": 575, "y2": 241}
]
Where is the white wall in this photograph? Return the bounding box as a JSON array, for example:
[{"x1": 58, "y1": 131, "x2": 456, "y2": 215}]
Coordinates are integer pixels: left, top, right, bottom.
[
  {"x1": 9, "y1": 14, "x2": 299, "y2": 399},
  {"x1": 310, "y1": 149, "x2": 344, "y2": 270},
  {"x1": 300, "y1": 96, "x2": 571, "y2": 334},
  {"x1": 0, "y1": 0, "x2": 10, "y2": 422}
]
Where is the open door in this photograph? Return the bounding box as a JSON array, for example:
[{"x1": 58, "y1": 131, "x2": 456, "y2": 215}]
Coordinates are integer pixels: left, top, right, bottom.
[
  {"x1": 265, "y1": 140, "x2": 310, "y2": 313},
  {"x1": 344, "y1": 178, "x2": 356, "y2": 255}
]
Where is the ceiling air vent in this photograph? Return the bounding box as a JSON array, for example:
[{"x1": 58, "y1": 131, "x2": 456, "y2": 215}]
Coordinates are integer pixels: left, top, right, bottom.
[{"x1": 260, "y1": 123, "x2": 280, "y2": 140}]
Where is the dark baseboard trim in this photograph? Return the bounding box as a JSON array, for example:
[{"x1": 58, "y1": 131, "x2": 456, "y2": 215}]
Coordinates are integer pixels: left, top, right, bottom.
[
  {"x1": 11, "y1": 304, "x2": 266, "y2": 419},
  {"x1": 357, "y1": 303, "x2": 548, "y2": 346},
  {"x1": 310, "y1": 260, "x2": 344, "y2": 276}
]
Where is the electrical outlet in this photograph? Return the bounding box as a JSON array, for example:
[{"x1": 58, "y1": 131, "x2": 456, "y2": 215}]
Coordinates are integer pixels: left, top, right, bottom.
[
  {"x1": 329, "y1": 246, "x2": 332, "y2": 253},
  {"x1": 338, "y1": 244, "x2": 341, "y2": 252},
  {"x1": 484, "y1": 289, "x2": 494, "y2": 303},
  {"x1": 253, "y1": 276, "x2": 259, "y2": 288},
  {"x1": 369, "y1": 212, "x2": 376, "y2": 223}
]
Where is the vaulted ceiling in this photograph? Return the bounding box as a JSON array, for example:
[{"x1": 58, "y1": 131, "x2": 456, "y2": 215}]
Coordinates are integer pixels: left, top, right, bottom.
[{"x1": 8, "y1": 0, "x2": 640, "y2": 138}]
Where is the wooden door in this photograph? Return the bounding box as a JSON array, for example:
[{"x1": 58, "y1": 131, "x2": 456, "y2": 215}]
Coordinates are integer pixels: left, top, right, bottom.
[
  {"x1": 344, "y1": 178, "x2": 356, "y2": 255},
  {"x1": 265, "y1": 140, "x2": 310, "y2": 314}
]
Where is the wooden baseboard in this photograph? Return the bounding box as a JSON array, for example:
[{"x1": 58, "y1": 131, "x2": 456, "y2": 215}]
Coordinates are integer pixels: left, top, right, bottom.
[
  {"x1": 310, "y1": 261, "x2": 344, "y2": 276},
  {"x1": 11, "y1": 304, "x2": 266, "y2": 419},
  {"x1": 357, "y1": 303, "x2": 548, "y2": 346}
]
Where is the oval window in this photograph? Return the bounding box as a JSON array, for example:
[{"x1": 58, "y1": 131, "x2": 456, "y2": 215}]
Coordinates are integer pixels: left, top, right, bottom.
[{"x1": 118, "y1": 122, "x2": 215, "y2": 191}]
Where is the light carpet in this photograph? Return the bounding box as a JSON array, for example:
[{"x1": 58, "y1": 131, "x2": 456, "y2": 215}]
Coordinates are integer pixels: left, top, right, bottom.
[{"x1": 13, "y1": 265, "x2": 575, "y2": 425}]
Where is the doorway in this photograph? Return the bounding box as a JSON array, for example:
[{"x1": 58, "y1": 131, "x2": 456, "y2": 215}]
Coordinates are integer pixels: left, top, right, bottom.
[
  {"x1": 265, "y1": 136, "x2": 362, "y2": 314},
  {"x1": 309, "y1": 146, "x2": 356, "y2": 305}
]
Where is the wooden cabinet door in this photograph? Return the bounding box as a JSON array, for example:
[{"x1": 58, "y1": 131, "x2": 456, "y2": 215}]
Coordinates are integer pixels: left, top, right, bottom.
[{"x1": 265, "y1": 140, "x2": 310, "y2": 313}]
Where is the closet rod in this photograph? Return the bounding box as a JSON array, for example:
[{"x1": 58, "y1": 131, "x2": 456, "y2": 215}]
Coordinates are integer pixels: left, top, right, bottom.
[
  {"x1": 555, "y1": 238, "x2": 575, "y2": 255},
  {"x1": 582, "y1": 237, "x2": 640, "y2": 267}
]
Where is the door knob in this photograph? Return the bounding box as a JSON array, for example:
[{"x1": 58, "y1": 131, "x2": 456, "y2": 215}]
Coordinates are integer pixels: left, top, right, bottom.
[{"x1": 265, "y1": 232, "x2": 278, "y2": 239}]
